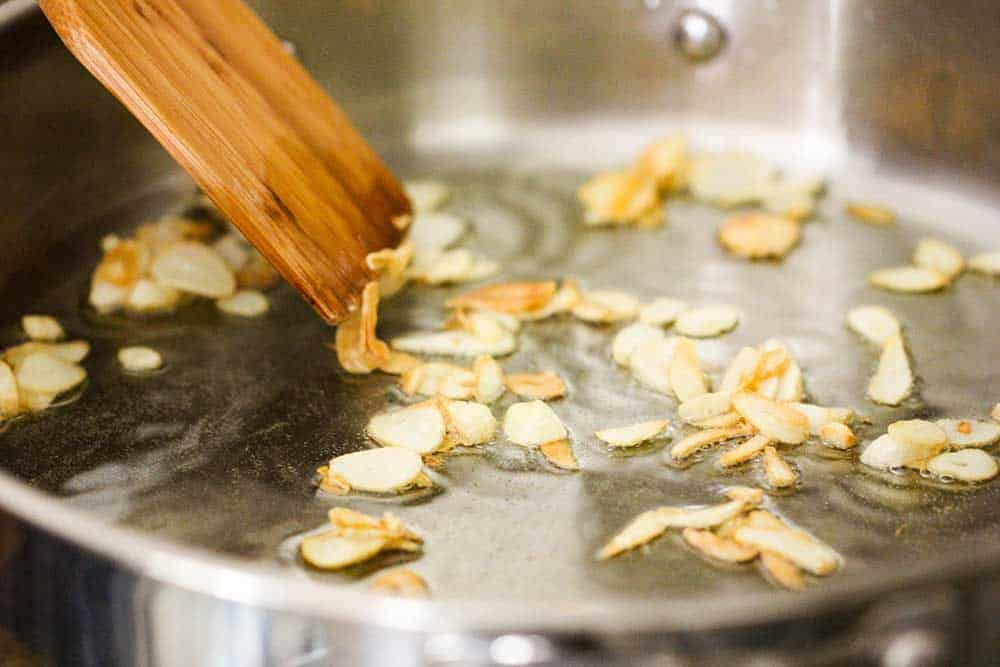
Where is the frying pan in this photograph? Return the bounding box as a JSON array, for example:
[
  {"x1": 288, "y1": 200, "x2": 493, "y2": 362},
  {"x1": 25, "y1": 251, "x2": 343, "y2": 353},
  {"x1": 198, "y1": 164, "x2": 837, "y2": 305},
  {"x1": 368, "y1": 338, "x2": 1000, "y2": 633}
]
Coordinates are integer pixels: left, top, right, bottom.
[{"x1": 2, "y1": 1, "x2": 1000, "y2": 664}]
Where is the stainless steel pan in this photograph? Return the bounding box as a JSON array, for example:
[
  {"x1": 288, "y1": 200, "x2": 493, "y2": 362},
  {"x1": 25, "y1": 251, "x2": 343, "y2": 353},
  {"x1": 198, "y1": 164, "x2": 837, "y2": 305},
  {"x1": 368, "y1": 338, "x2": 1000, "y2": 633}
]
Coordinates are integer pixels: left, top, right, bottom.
[{"x1": 2, "y1": 1, "x2": 1000, "y2": 664}]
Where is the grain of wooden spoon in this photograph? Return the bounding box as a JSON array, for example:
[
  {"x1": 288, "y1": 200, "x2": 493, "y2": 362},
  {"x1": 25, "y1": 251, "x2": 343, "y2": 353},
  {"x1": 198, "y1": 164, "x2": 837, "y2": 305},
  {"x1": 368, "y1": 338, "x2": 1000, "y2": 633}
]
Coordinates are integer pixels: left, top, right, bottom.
[{"x1": 39, "y1": 0, "x2": 409, "y2": 324}]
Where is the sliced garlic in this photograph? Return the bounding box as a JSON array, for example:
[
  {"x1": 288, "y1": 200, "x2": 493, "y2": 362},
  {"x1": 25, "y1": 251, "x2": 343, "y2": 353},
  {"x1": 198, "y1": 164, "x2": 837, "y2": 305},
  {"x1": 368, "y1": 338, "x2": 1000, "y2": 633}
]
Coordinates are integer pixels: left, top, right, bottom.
[
  {"x1": 212, "y1": 233, "x2": 250, "y2": 271},
  {"x1": 443, "y1": 400, "x2": 497, "y2": 447},
  {"x1": 678, "y1": 391, "x2": 733, "y2": 425},
  {"x1": 859, "y1": 433, "x2": 942, "y2": 471},
  {"x1": 819, "y1": 422, "x2": 857, "y2": 450},
  {"x1": 404, "y1": 180, "x2": 450, "y2": 212},
  {"x1": 327, "y1": 447, "x2": 424, "y2": 493},
  {"x1": 627, "y1": 336, "x2": 677, "y2": 395},
  {"x1": 3, "y1": 341, "x2": 89, "y2": 368},
  {"x1": 412, "y1": 248, "x2": 474, "y2": 285},
  {"x1": 719, "y1": 347, "x2": 762, "y2": 393},
  {"x1": 927, "y1": 450, "x2": 999, "y2": 483},
  {"x1": 789, "y1": 403, "x2": 854, "y2": 436},
  {"x1": 594, "y1": 419, "x2": 669, "y2": 448},
  {"x1": 760, "y1": 550, "x2": 806, "y2": 591},
  {"x1": 378, "y1": 351, "x2": 420, "y2": 376},
  {"x1": 669, "y1": 424, "x2": 755, "y2": 460},
  {"x1": 503, "y1": 400, "x2": 567, "y2": 447},
  {"x1": 689, "y1": 152, "x2": 775, "y2": 207},
  {"x1": 969, "y1": 252, "x2": 1000, "y2": 276},
  {"x1": 760, "y1": 177, "x2": 822, "y2": 220},
  {"x1": 868, "y1": 333, "x2": 912, "y2": 406},
  {"x1": 366, "y1": 242, "x2": 413, "y2": 298},
  {"x1": 473, "y1": 354, "x2": 506, "y2": 403},
  {"x1": 0, "y1": 361, "x2": 20, "y2": 418},
  {"x1": 539, "y1": 439, "x2": 579, "y2": 470},
  {"x1": 913, "y1": 238, "x2": 964, "y2": 281},
  {"x1": 370, "y1": 569, "x2": 430, "y2": 597},
  {"x1": 718, "y1": 213, "x2": 801, "y2": 259},
  {"x1": 506, "y1": 372, "x2": 567, "y2": 400},
  {"x1": 693, "y1": 412, "x2": 743, "y2": 429},
  {"x1": 936, "y1": 418, "x2": 1000, "y2": 449},
  {"x1": 572, "y1": 290, "x2": 640, "y2": 323},
  {"x1": 762, "y1": 446, "x2": 797, "y2": 488},
  {"x1": 612, "y1": 322, "x2": 664, "y2": 366},
  {"x1": 775, "y1": 361, "x2": 805, "y2": 402},
  {"x1": 392, "y1": 329, "x2": 517, "y2": 357},
  {"x1": 89, "y1": 280, "x2": 129, "y2": 314},
  {"x1": 150, "y1": 241, "x2": 236, "y2": 298},
  {"x1": 407, "y1": 211, "x2": 465, "y2": 253},
  {"x1": 846, "y1": 305, "x2": 901, "y2": 346},
  {"x1": 847, "y1": 202, "x2": 896, "y2": 226},
  {"x1": 732, "y1": 393, "x2": 808, "y2": 444},
  {"x1": 718, "y1": 434, "x2": 770, "y2": 468},
  {"x1": 20, "y1": 389, "x2": 56, "y2": 413},
  {"x1": 597, "y1": 499, "x2": 748, "y2": 560},
  {"x1": 578, "y1": 171, "x2": 661, "y2": 226},
  {"x1": 21, "y1": 315, "x2": 64, "y2": 342},
  {"x1": 446, "y1": 281, "x2": 556, "y2": 315},
  {"x1": 733, "y1": 527, "x2": 839, "y2": 575},
  {"x1": 725, "y1": 486, "x2": 765, "y2": 505},
  {"x1": 887, "y1": 419, "x2": 947, "y2": 451},
  {"x1": 118, "y1": 346, "x2": 162, "y2": 372},
  {"x1": 216, "y1": 289, "x2": 269, "y2": 317},
  {"x1": 595, "y1": 509, "x2": 668, "y2": 560},
  {"x1": 400, "y1": 363, "x2": 476, "y2": 400},
  {"x1": 638, "y1": 298, "x2": 688, "y2": 327},
  {"x1": 683, "y1": 528, "x2": 759, "y2": 563},
  {"x1": 674, "y1": 305, "x2": 740, "y2": 338},
  {"x1": 15, "y1": 353, "x2": 85, "y2": 395},
  {"x1": 869, "y1": 266, "x2": 948, "y2": 293},
  {"x1": 669, "y1": 338, "x2": 708, "y2": 401},
  {"x1": 300, "y1": 533, "x2": 387, "y2": 570},
  {"x1": 635, "y1": 135, "x2": 687, "y2": 190},
  {"x1": 335, "y1": 282, "x2": 390, "y2": 374},
  {"x1": 126, "y1": 279, "x2": 183, "y2": 313},
  {"x1": 367, "y1": 403, "x2": 446, "y2": 454},
  {"x1": 519, "y1": 278, "x2": 582, "y2": 321}
]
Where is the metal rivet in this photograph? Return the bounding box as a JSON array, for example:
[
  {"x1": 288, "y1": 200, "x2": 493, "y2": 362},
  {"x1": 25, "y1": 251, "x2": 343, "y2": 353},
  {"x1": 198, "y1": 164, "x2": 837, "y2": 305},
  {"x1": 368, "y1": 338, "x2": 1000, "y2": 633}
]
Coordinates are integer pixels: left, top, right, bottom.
[{"x1": 672, "y1": 9, "x2": 726, "y2": 63}]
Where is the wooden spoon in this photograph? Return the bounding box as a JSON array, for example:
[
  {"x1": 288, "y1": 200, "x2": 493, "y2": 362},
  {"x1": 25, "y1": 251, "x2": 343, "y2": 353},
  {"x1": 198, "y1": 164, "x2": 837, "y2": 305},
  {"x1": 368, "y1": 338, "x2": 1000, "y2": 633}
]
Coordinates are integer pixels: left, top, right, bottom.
[{"x1": 39, "y1": 0, "x2": 409, "y2": 324}]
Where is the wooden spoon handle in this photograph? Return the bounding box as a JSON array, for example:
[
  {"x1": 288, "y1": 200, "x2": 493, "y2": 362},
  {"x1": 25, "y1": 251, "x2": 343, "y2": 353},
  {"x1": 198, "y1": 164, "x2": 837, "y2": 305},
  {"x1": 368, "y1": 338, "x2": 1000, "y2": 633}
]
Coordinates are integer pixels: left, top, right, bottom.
[{"x1": 40, "y1": 0, "x2": 408, "y2": 323}]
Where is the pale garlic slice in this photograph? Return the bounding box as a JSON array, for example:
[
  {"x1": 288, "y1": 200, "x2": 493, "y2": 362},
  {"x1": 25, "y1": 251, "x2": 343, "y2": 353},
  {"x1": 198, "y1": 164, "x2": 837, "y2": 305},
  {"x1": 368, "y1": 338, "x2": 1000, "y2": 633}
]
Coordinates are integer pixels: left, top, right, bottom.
[
  {"x1": 936, "y1": 418, "x2": 1000, "y2": 449},
  {"x1": 443, "y1": 400, "x2": 497, "y2": 447},
  {"x1": 674, "y1": 305, "x2": 740, "y2": 338},
  {"x1": 594, "y1": 419, "x2": 669, "y2": 448},
  {"x1": 3, "y1": 341, "x2": 89, "y2": 368},
  {"x1": 407, "y1": 211, "x2": 465, "y2": 253},
  {"x1": 327, "y1": 447, "x2": 425, "y2": 493},
  {"x1": 719, "y1": 347, "x2": 762, "y2": 393},
  {"x1": 869, "y1": 266, "x2": 948, "y2": 293},
  {"x1": 446, "y1": 281, "x2": 556, "y2": 316},
  {"x1": 370, "y1": 569, "x2": 430, "y2": 597},
  {"x1": 635, "y1": 135, "x2": 687, "y2": 191},
  {"x1": 400, "y1": 363, "x2": 476, "y2": 400},
  {"x1": 683, "y1": 528, "x2": 759, "y2": 563},
  {"x1": 20, "y1": 389, "x2": 55, "y2": 413},
  {"x1": 506, "y1": 372, "x2": 567, "y2": 400},
  {"x1": 404, "y1": 180, "x2": 450, "y2": 212},
  {"x1": 367, "y1": 403, "x2": 447, "y2": 454},
  {"x1": 669, "y1": 424, "x2": 755, "y2": 460},
  {"x1": 887, "y1": 419, "x2": 947, "y2": 451},
  {"x1": 503, "y1": 400, "x2": 567, "y2": 447},
  {"x1": 725, "y1": 486, "x2": 765, "y2": 505},
  {"x1": 733, "y1": 527, "x2": 839, "y2": 576},
  {"x1": 913, "y1": 238, "x2": 964, "y2": 281},
  {"x1": 301, "y1": 533, "x2": 388, "y2": 570},
  {"x1": 760, "y1": 177, "x2": 823, "y2": 220},
  {"x1": 859, "y1": 433, "x2": 942, "y2": 471},
  {"x1": 126, "y1": 279, "x2": 182, "y2": 313},
  {"x1": 760, "y1": 550, "x2": 807, "y2": 591},
  {"x1": 678, "y1": 391, "x2": 733, "y2": 425},
  {"x1": 847, "y1": 202, "x2": 896, "y2": 226},
  {"x1": 15, "y1": 353, "x2": 85, "y2": 395},
  {"x1": 150, "y1": 241, "x2": 236, "y2": 298},
  {"x1": 732, "y1": 393, "x2": 808, "y2": 444},
  {"x1": 718, "y1": 213, "x2": 801, "y2": 259},
  {"x1": 718, "y1": 434, "x2": 770, "y2": 468},
  {"x1": 578, "y1": 171, "x2": 661, "y2": 227},
  {"x1": 638, "y1": 298, "x2": 688, "y2": 327},
  {"x1": 627, "y1": 336, "x2": 677, "y2": 395},
  {"x1": 216, "y1": 289, "x2": 269, "y2": 317},
  {"x1": 927, "y1": 450, "x2": 999, "y2": 483},
  {"x1": 365, "y1": 242, "x2": 413, "y2": 298},
  {"x1": 775, "y1": 361, "x2": 805, "y2": 402},
  {"x1": 539, "y1": 439, "x2": 579, "y2": 470},
  {"x1": 0, "y1": 361, "x2": 20, "y2": 418},
  {"x1": 118, "y1": 346, "x2": 162, "y2": 372},
  {"x1": 688, "y1": 152, "x2": 775, "y2": 207},
  {"x1": 789, "y1": 403, "x2": 854, "y2": 436},
  {"x1": 595, "y1": 509, "x2": 668, "y2": 560},
  {"x1": 969, "y1": 252, "x2": 1000, "y2": 276},
  {"x1": 669, "y1": 337, "x2": 708, "y2": 401},
  {"x1": 693, "y1": 412, "x2": 743, "y2": 429},
  {"x1": 473, "y1": 354, "x2": 506, "y2": 404},
  {"x1": 867, "y1": 333, "x2": 913, "y2": 406},
  {"x1": 22, "y1": 315, "x2": 64, "y2": 342},
  {"x1": 612, "y1": 322, "x2": 664, "y2": 366},
  {"x1": 762, "y1": 446, "x2": 797, "y2": 488},
  {"x1": 392, "y1": 329, "x2": 517, "y2": 358},
  {"x1": 846, "y1": 305, "x2": 901, "y2": 346},
  {"x1": 819, "y1": 423, "x2": 857, "y2": 450},
  {"x1": 571, "y1": 290, "x2": 640, "y2": 323}
]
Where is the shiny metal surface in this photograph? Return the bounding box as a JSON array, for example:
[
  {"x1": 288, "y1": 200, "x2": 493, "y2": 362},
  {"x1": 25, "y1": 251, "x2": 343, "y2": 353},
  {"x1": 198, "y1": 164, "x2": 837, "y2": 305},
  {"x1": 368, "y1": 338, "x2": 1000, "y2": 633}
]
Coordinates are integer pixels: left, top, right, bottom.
[{"x1": 2, "y1": 1, "x2": 1000, "y2": 664}]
